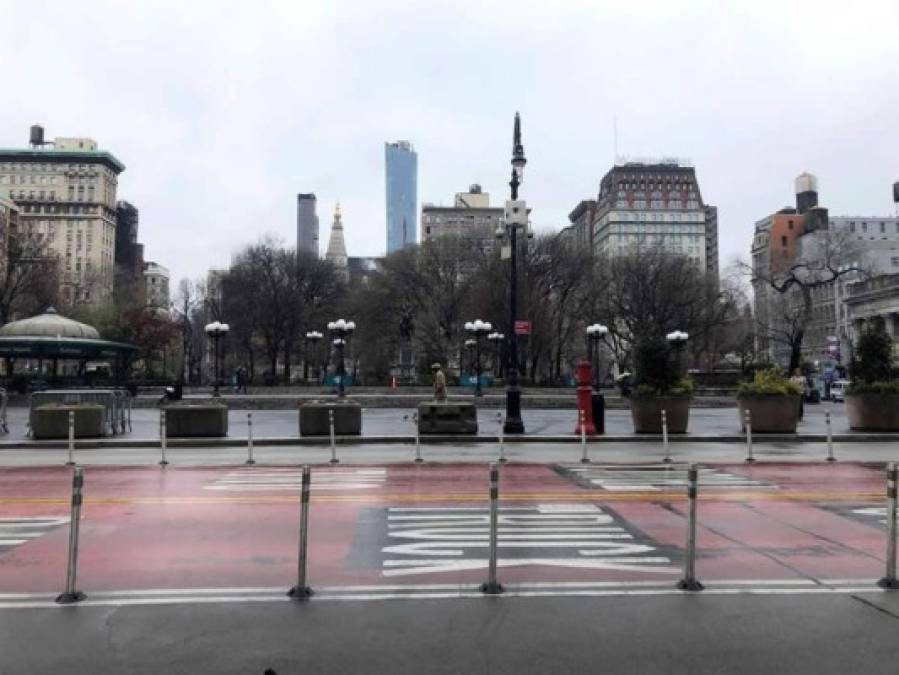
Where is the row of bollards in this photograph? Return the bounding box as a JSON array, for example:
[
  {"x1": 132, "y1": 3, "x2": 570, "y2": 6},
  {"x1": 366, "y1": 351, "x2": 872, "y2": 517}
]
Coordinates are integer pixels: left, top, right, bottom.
[{"x1": 50, "y1": 459, "x2": 899, "y2": 604}]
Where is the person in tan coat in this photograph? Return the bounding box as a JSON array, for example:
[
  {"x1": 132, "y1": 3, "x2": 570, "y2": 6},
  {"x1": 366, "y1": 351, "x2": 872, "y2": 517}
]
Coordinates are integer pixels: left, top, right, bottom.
[{"x1": 432, "y1": 363, "x2": 447, "y2": 402}]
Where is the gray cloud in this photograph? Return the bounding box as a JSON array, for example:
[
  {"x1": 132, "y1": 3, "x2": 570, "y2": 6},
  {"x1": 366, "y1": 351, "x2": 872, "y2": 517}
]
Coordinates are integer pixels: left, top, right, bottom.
[{"x1": 2, "y1": 0, "x2": 897, "y2": 286}]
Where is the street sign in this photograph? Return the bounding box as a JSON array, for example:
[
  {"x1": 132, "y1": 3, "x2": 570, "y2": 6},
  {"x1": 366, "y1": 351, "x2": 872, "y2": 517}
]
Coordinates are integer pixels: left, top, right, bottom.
[{"x1": 515, "y1": 320, "x2": 531, "y2": 335}]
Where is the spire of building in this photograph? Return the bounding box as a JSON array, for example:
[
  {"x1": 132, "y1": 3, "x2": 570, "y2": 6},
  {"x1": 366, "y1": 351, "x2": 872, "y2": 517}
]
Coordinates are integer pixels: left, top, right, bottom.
[{"x1": 325, "y1": 201, "x2": 348, "y2": 279}]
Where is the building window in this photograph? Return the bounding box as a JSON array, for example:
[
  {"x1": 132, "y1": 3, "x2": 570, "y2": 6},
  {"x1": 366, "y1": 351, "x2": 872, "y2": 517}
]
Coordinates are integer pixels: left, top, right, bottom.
[
  {"x1": 881, "y1": 222, "x2": 886, "y2": 233},
  {"x1": 862, "y1": 222, "x2": 868, "y2": 233},
  {"x1": 781, "y1": 236, "x2": 788, "y2": 246},
  {"x1": 850, "y1": 222, "x2": 856, "y2": 232}
]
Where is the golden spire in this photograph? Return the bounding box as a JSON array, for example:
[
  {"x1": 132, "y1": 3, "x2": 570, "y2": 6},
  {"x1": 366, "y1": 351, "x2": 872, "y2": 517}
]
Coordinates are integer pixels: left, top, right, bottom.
[{"x1": 335, "y1": 201, "x2": 341, "y2": 218}]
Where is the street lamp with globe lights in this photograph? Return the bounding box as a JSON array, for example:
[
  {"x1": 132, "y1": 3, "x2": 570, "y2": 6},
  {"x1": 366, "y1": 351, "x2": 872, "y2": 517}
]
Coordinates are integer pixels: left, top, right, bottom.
[
  {"x1": 487, "y1": 331, "x2": 504, "y2": 378},
  {"x1": 204, "y1": 321, "x2": 230, "y2": 397},
  {"x1": 495, "y1": 112, "x2": 530, "y2": 433},
  {"x1": 304, "y1": 330, "x2": 323, "y2": 383},
  {"x1": 585, "y1": 324, "x2": 609, "y2": 390},
  {"x1": 464, "y1": 319, "x2": 492, "y2": 396},
  {"x1": 327, "y1": 319, "x2": 356, "y2": 397},
  {"x1": 666, "y1": 330, "x2": 689, "y2": 378}
]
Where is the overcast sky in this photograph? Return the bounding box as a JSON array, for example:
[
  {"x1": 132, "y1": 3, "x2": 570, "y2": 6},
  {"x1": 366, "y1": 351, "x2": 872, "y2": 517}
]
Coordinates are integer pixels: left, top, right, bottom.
[{"x1": 2, "y1": 0, "x2": 898, "y2": 287}]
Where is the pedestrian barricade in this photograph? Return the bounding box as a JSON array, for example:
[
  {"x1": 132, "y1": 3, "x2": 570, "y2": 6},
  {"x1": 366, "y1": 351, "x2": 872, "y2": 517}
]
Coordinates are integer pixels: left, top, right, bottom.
[{"x1": 28, "y1": 389, "x2": 132, "y2": 437}]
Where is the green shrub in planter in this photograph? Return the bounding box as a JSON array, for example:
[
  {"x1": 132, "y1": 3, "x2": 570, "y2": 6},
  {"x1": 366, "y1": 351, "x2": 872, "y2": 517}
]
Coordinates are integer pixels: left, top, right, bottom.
[
  {"x1": 846, "y1": 322, "x2": 899, "y2": 430},
  {"x1": 737, "y1": 367, "x2": 801, "y2": 397},
  {"x1": 629, "y1": 334, "x2": 694, "y2": 433}
]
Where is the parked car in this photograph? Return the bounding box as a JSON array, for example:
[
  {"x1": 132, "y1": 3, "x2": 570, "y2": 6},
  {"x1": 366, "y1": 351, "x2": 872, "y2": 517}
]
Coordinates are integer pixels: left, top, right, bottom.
[{"x1": 830, "y1": 379, "x2": 850, "y2": 402}]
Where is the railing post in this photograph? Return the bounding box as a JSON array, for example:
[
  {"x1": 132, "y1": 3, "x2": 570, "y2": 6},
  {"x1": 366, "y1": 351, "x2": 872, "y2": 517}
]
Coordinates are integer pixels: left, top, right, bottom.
[
  {"x1": 245, "y1": 411, "x2": 255, "y2": 465},
  {"x1": 497, "y1": 412, "x2": 507, "y2": 464},
  {"x1": 328, "y1": 409, "x2": 338, "y2": 465},
  {"x1": 480, "y1": 463, "x2": 503, "y2": 595},
  {"x1": 56, "y1": 467, "x2": 86, "y2": 604},
  {"x1": 661, "y1": 409, "x2": 671, "y2": 464},
  {"x1": 825, "y1": 410, "x2": 835, "y2": 462},
  {"x1": 677, "y1": 463, "x2": 704, "y2": 591},
  {"x1": 878, "y1": 462, "x2": 898, "y2": 589},
  {"x1": 159, "y1": 409, "x2": 168, "y2": 466},
  {"x1": 288, "y1": 465, "x2": 314, "y2": 599},
  {"x1": 66, "y1": 410, "x2": 76, "y2": 467},
  {"x1": 744, "y1": 409, "x2": 755, "y2": 463},
  {"x1": 580, "y1": 409, "x2": 589, "y2": 464},
  {"x1": 413, "y1": 412, "x2": 423, "y2": 464}
]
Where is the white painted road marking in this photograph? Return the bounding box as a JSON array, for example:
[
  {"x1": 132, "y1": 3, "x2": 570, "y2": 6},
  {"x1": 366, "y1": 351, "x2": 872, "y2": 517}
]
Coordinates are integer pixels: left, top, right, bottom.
[
  {"x1": 382, "y1": 503, "x2": 678, "y2": 577},
  {"x1": 561, "y1": 464, "x2": 775, "y2": 491},
  {"x1": 204, "y1": 467, "x2": 386, "y2": 492},
  {"x1": 0, "y1": 517, "x2": 69, "y2": 552},
  {"x1": 851, "y1": 507, "x2": 899, "y2": 526}
]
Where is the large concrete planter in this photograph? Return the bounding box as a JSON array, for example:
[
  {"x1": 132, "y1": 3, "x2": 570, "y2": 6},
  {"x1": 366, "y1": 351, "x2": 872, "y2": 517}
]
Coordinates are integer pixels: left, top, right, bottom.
[
  {"x1": 163, "y1": 404, "x2": 228, "y2": 437},
  {"x1": 629, "y1": 397, "x2": 690, "y2": 434},
  {"x1": 299, "y1": 400, "x2": 362, "y2": 436},
  {"x1": 846, "y1": 393, "x2": 899, "y2": 431},
  {"x1": 32, "y1": 404, "x2": 106, "y2": 439},
  {"x1": 736, "y1": 395, "x2": 800, "y2": 433},
  {"x1": 417, "y1": 402, "x2": 478, "y2": 435}
]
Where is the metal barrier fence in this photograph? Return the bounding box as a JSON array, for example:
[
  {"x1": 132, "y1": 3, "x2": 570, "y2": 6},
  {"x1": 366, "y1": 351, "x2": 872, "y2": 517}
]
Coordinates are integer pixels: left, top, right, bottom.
[
  {"x1": 51, "y1": 461, "x2": 899, "y2": 604},
  {"x1": 28, "y1": 389, "x2": 132, "y2": 437}
]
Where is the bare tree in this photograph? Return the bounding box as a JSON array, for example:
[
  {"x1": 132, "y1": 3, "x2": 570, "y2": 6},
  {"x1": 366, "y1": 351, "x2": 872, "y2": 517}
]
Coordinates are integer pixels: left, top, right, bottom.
[{"x1": 0, "y1": 230, "x2": 59, "y2": 324}]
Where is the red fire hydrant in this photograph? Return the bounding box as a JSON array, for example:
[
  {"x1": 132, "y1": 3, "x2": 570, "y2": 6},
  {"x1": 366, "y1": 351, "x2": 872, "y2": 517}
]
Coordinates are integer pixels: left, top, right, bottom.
[{"x1": 574, "y1": 359, "x2": 596, "y2": 435}]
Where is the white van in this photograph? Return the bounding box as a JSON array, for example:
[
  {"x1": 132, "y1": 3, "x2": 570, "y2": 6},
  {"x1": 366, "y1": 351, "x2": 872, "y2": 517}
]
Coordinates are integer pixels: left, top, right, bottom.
[{"x1": 830, "y1": 379, "x2": 850, "y2": 402}]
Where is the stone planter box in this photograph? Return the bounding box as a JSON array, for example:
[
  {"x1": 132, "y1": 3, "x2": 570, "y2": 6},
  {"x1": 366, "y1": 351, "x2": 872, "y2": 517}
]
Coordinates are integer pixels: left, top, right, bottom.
[
  {"x1": 163, "y1": 404, "x2": 228, "y2": 437},
  {"x1": 417, "y1": 402, "x2": 478, "y2": 435},
  {"x1": 32, "y1": 404, "x2": 106, "y2": 439},
  {"x1": 629, "y1": 397, "x2": 690, "y2": 434},
  {"x1": 846, "y1": 393, "x2": 899, "y2": 431},
  {"x1": 736, "y1": 395, "x2": 800, "y2": 433},
  {"x1": 299, "y1": 400, "x2": 362, "y2": 436}
]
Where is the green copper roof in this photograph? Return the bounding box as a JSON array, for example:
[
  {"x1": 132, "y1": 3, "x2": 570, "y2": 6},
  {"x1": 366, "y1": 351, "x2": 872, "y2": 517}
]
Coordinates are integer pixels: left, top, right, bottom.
[{"x1": 0, "y1": 148, "x2": 125, "y2": 173}]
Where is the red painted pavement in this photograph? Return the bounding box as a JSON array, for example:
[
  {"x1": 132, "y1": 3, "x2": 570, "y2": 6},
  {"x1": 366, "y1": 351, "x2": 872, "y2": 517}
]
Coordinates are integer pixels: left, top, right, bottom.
[{"x1": 0, "y1": 462, "x2": 892, "y2": 593}]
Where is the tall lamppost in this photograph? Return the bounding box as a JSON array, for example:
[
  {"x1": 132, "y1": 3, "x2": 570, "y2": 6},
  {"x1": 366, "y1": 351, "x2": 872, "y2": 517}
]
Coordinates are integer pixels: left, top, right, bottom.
[
  {"x1": 204, "y1": 321, "x2": 230, "y2": 397},
  {"x1": 327, "y1": 319, "x2": 355, "y2": 397},
  {"x1": 488, "y1": 331, "x2": 504, "y2": 378},
  {"x1": 464, "y1": 319, "x2": 492, "y2": 397},
  {"x1": 304, "y1": 330, "x2": 323, "y2": 383},
  {"x1": 495, "y1": 112, "x2": 529, "y2": 433},
  {"x1": 585, "y1": 324, "x2": 609, "y2": 389},
  {"x1": 666, "y1": 330, "x2": 689, "y2": 378}
]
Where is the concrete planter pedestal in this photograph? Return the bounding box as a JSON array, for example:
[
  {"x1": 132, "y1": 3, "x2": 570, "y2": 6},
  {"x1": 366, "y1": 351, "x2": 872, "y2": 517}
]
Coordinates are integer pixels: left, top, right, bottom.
[
  {"x1": 299, "y1": 400, "x2": 362, "y2": 436},
  {"x1": 629, "y1": 397, "x2": 690, "y2": 434},
  {"x1": 32, "y1": 404, "x2": 106, "y2": 439},
  {"x1": 163, "y1": 404, "x2": 228, "y2": 437},
  {"x1": 417, "y1": 401, "x2": 478, "y2": 435},
  {"x1": 846, "y1": 393, "x2": 899, "y2": 431},
  {"x1": 736, "y1": 395, "x2": 800, "y2": 433}
]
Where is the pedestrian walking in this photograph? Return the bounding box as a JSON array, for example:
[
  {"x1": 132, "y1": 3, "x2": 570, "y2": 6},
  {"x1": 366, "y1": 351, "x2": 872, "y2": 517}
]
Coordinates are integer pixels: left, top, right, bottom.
[{"x1": 432, "y1": 363, "x2": 447, "y2": 402}]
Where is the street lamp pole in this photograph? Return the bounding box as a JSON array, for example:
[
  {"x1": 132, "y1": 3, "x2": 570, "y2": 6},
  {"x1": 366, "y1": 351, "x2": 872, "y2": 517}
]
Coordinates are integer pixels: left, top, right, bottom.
[
  {"x1": 497, "y1": 112, "x2": 528, "y2": 434},
  {"x1": 304, "y1": 330, "x2": 323, "y2": 384},
  {"x1": 465, "y1": 320, "x2": 492, "y2": 397},
  {"x1": 488, "y1": 331, "x2": 504, "y2": 379},
  {"x1": 204, "y1": 321, "x2": 230, "y2": 397},
  {"x1": 666, "y1": 330, "x2": 689, "y2": 378},
  {"x1": 327, "y1": 319, "x2": 356, "y2": 398}
]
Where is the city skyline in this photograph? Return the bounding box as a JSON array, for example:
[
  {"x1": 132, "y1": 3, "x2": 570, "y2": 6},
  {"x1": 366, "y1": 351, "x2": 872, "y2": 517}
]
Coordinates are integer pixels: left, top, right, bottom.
[{"x1": 2, "y1": 1, "x2": 897, "y2": 287}]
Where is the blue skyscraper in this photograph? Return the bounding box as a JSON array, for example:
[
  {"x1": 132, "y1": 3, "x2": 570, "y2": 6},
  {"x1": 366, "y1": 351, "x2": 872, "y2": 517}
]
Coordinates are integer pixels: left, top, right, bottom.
[{"x1": 385, "y1": 141, "x2": 417, "y2": 253}]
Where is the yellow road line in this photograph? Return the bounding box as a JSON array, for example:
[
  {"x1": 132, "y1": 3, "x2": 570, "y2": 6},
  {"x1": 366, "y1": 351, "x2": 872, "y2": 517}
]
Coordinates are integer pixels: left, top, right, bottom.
[{"x1": 0, "y1": 491, "x2": 884, "y2": 507}]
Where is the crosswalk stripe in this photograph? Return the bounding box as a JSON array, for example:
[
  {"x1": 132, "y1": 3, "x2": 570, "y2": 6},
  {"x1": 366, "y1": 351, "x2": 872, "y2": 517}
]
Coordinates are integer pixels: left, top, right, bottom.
[
  {"x1": 204, "y1": 468, "x2": 387, "y2": 493},
  {"x1": 560, "y1": 464, "x2": 774, "y2": 491},
  {"x1": 0, "y1": 516, "x2": 69, "y2": 553}
]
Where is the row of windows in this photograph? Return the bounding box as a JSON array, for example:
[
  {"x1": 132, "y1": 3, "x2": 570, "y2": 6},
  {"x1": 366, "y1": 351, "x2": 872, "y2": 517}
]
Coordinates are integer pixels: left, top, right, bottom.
[
  {"x1": 0, "y1": 162, "x2": 109, "y2": 174},
  {"x1": 847, "y1": 221, "x2": 897, "y2": 234}
]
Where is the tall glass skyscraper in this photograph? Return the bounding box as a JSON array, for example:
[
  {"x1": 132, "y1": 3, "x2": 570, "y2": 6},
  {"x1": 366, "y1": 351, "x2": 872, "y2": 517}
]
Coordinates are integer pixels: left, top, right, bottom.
[{"x1": 385, "y1": 141, "x2": 417, "y2": 253}]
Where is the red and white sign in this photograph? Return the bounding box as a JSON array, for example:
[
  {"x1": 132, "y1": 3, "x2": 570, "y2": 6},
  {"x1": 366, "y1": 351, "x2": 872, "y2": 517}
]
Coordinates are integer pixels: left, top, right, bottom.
[{"x1": 514, "y1": 320, "x2": 531, "y2": 335}]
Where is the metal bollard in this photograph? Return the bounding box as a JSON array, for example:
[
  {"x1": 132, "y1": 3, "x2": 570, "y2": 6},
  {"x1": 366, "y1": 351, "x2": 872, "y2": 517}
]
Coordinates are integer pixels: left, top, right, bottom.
[
  {"x1": 677, "y1": 463, "x2": 703, "y2": 591},
  {"x1": 328, "y1": 409, "x2": 338, "y2": 465},
  {"x1": 66, "y1": 410, "x2": 75, "y2": 467},
  {"x1": 661, "y1": 409, "x2": 671, "y2": 464},
  {"x1": 159, "y1": 409, "x2": 169, "y2": 466},
  {"x1": 744, "y1": 409, "x2": 755, "y2": 463},
  {"x1": 288, "y1": 465, "x2": 314, "y2": 598},
  {"x1": 825, "y1": 410, "x2": 835, "y2": 462},
  {"x1": 878, "y1": 462, "x2": 898, "y2": 589},
  {"x1": 480, "y1": 463, "x2": 503, "y2": 594},
  {"x1": 246, "y1": 412, "x2": 255, "y2": 465},
  {"x1": 580, "y1": 410, "x2": 589, "y2": 464},
  {"x1": 413, "y1": 413, "x2": 423, "y2": 464},
  {"x1": 56, "y1": 467, "x2": 86, "y2": 604},
  {"x1": 497, "y1": 412, "x2": 507, "y2": 464}
]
